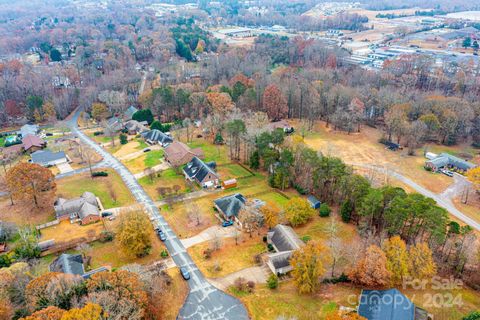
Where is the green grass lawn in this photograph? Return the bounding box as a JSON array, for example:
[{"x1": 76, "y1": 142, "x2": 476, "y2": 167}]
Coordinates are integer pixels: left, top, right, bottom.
[
  {"x1": 187, "y1": 139, "x2": 229, "y2": 164},
  {"x1": 255, "y1": 191, "x2": 290, "y2": 209},
  {"x1": 56, "y1": 169, "x2": 135, "y2": 209},
  {"x1": 145, "y1": 149, "x2": 164, "y2": 167},
  {"x1": 139, "y1": 168, "x2": 195, "y2": 200},
  {"x1": 135, "y1": 138, "x2": 148, "y2": 150},
  {"x1": 217, "y1": 163, "x2": 253, "y2": 180}
]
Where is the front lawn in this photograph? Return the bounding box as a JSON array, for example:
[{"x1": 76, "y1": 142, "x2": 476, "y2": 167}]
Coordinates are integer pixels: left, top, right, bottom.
[
  {"x1": 56, "y1": 169, "x2": 135, "y2": 209},
  {"x1": 188, "y1": 235, "x2": 266, "y2": 278},
  {"x1": 232, "y1": 281, "x2": 360, "y2": 320},
  {"x1": 139, "y1": 168, "x2": 195, "y2": 200},
  {"x1": 123, "y1": 149, "x2": 165, "y2": 173},
  {"x1": 159, "y1": 195, "x2": 219, "y2": 238}
]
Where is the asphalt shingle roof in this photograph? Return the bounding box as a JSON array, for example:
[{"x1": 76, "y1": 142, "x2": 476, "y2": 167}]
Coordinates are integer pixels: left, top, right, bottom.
[
  {"x1": 142, "y1": 129, "x2": 173, "y2": 144},
  {"x1": 358, "y1": 289, "x2": 416, "y2": 320},
  {"x1": 31, "y1": 150, "x2": 66, "y2": 165},
  {"x1": 214, "y1": 193, "x2": 246, "y2": 218},
  {"x1": 183, "y1": 156, "x2": 218, "y2": 182}
]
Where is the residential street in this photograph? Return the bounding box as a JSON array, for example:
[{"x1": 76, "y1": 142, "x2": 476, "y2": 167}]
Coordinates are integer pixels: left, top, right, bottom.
[
  {"x1": 68, "y1": 109, "x2": 249, "y2": 320},
  {"x1": 355, "y1": 164, "x2": 480, "y2": 231}
]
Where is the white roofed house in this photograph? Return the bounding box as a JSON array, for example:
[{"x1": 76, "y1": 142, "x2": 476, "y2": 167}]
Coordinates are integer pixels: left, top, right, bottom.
[{"x1": 266, "y1": 224, "x2": 304, "y2": 275}]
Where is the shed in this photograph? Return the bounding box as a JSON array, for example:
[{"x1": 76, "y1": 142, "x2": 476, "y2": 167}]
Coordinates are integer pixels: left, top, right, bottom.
[
  {"x1": 307, "y1": 195, "x2": 321, "y2": 209},
  {"x1": 222, "y1": 179, "x2": 238, "y2": 189}
]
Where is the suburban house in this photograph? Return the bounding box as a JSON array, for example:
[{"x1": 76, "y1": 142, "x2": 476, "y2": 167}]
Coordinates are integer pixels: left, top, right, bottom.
[
  {"x1": 268, "y1": 120, "x2": 294, "y2": 134},
  {"x1": 142, "y1": 129, "x2": 173, "y2": 146},
  {"x1": 164, "y1": 141, "x2": 204, "y2": 167},
  {"x1": 425, "y1": 153, "x2": 477, "y2": 173},
  {"x1": 31, "y1": 150, "x2": 68, "y2": 167},
  {"x1": 22, "y1": 134, "x2": 46, "y2": 153},
  {"x1": 54, "y1": 191, "x2": 101, "y2": 225},
  {"x1": 307, "y1": 195, "x2": 321, "y2": 209},
  {"x1": 266, "y1": 224, "x2": 304, "y2": 275},
  {"x1": 106, "y1": 116, "x2": 123, "y2": 132},
  {"x1": 183, "y1": 156, "x2": 219, "y2": 188},
  {"x1": 20, "y1": 124, "x2": 40, "y2": 138},
  {"x1": 124, "y1": 105, "x2": 138, "y2": 120},
  {"x1": 124, "y1": 119, "x2": 149, "y2": 135},
  {"x1": 358, "y1": 289, "x2": 430, "y2": 320},
  {"x1": 214, "y1": 193, "x2": 246, "y2": 222},
  {"x1": 49, "y1": 253, "x2": 108, "y2": 279}
]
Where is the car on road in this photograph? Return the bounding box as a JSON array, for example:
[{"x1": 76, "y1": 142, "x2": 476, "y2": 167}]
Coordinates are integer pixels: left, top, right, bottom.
[
  {"x1": 101, "y1": 211, "x2": 113, "y2": 217},
  {"x1": 180, "y1": 267, "x2": 190, "y2": 280},
  {"x1": 222, "y1": 220, "x2": 234, "y2": 227},
  {"x1": 440, "y1": 169, "x2": 454, "y2": 177},
  {"x1": 157, "y1": 229, "x2": 167, "y2": 241},
  {"x1": 143, "y1": 148, "x2": 151, "y2": 152}
]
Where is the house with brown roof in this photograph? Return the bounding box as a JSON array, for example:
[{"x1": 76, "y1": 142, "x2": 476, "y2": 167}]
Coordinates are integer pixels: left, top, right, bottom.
[
  {"x1": 22, "y1": 134, "x2": 46, "y2": 153},
  {"x1": 54, "y1": 192, "x2": 101, "y2": 225},
  {"x1": 164, "y1": 141, "x2": 204, "y2": 167}
]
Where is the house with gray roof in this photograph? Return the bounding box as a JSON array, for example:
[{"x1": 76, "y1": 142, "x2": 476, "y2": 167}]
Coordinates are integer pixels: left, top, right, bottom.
[
  {"x1": 54, "y1": 191, "x2": 101, "y2": 225},
  {"x1": 266, "y1": 224, "x2": 304, "y2": 275},
  {"x1": 425, "y1": 153, "x2": 477, "y2": 173},
  {"x1": 183, "y1": 156, "x2": 219, "y2": 188},
  {"x1": 31, "y1": 149, "x2": 68, "y2": 167},
  {"x1": 214, "y1": 193, "x2": 246, "y2": 221},
  {"x1": 49, "y1": 253, "x2": 108, "y2": 279},
  {"x1": 141, "y1": 129, "x2": 173, "y2": 146},
  {"x1": 358, "y1": 289, "x2": 429, "y2": 320},
  {"x1": 106, "y1": 116, "x2": 123, "y2": 132},
  {"x1": 124, "y1": 106, "x2": 138, "y2": 120},
  {"x1": 20, "y1": 124, "x2": 40, "y2": 138},
  {"x1": 124, "y1": 119, "x2": 148, "y2": 135}
]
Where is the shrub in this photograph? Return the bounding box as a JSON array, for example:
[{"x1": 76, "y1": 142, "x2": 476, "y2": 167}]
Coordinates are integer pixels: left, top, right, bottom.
[
  {"x1": 160, "y1": 249, "x2": 169, "y2": 258},
  {"x1": 267, "y1": 274, "x2": 278, "y2": 289},
  {"x1": 203, "y1": 248, "x2": 212, "y2": 260},
  {"x1": 234, "y1": 277, "x2": 255, "y2": 293},
  {"x1": 93, "y1": 131, "x2": 104, "y2": 136},
  {"x1": 267, "y1": 243, "x2": 274, "y2": 251},
  {"x1": 262, "y1": 235, "x2": 267, "y2": 243},
  {"x1": 323, "y1": 273, "x2": 350, "y2": 284},
  {"x1": 92, "y1": 171, "x2": 108, "y2": 177},
  {"x1": 99, "y1": 231, "x2": 114, "y2": 243},
  {"x1": 319, "y1": 203, "x2": 331, "y2": 217},
  {"x1": 0, "y1": 253, "x2": 13, "y2": 268},
  {"x1": 293, "y1": 184, "x2": 307, "y2": 195},
  {"x1": 301, "y1": 235, "x2": 311, "y2": 243},
  {"x1": 424, "y1": 166, "x2": 432, "y2": 172},
  {"x1": 119, "y1": 133, "x2": 128, "y2": 145},
  {"x1": 463, "y1": 311, "x2": 480, "y2": 320}
]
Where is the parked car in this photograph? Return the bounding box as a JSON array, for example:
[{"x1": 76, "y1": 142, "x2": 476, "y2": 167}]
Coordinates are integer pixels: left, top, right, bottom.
[
  {"x1": 441, "y1": 169, "x2": 454, "y2": 177},
  {"x1": 222, "y1": 220, "x2": 234, "y2": 227},
  {"x1": 143, "y1": 148, "x2": 151, "y2": 152},
  {"x1": 101, "y1": 211, "x2": 113, "y2": 217},
  {"x1": 180, "y1": 267, "x2": 190, "y2": 280},
  {"x1": 157, "y1": 230, "x2": 167, "y2": 241}
]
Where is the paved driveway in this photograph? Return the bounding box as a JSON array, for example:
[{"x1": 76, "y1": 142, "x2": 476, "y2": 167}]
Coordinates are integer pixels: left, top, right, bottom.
[
  {"x1": 68, "y1": 109, "x2": 248, "y2": 320},
  {"x1": 56, "y1": 162, "x2": 74, "y2": 174}
]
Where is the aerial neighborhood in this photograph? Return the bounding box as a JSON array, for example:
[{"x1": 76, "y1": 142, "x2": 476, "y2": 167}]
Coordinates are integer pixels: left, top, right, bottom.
[{"x1": 1, "y1": 1, "x2": 480, "y2": 320}]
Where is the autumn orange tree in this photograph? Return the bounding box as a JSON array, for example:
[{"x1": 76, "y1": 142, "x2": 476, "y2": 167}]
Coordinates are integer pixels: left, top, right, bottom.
[
  {"x1": 206, "y1": 92, "x2": 234, "y2": 118},
  {"x1": 91, "y1": 102, "x2": 109, "y2": 121},
  {"x1": 326, "y1": 311, "x2": 367, "y2": 320},
  {"x1": 263, "y1": 84, "x2": 288, "y2": 121},
  {"x1": 21, "y1": 306, "x2": 65, "y2": 320},
  {"x1": 21, "y1": 303, "x2": 105, "y2": 320},
  {"x1": 467, "y1": 167, "x2": 480, "y2": 192},
  {"x1": 290, "y1": 241, "x2": 331, "y2": 294},
  {"x1": 261, "y1": 206, "x2": 279, "y2": 228},
  {"x1": 383, "y1": 236, "x2": 410, "y2": 286},
  {"x1": 25, "y1": 272, "x2": 83, "y2": 311},
  {"x1": 284, "y1": 197, "x2": 316, "y2": 227},
  {"x1": 349, "y1": 245, "x2": 391, "y2": 288},
  {"x1": 85, "y1": 270, "x2": 148, "y2": 319},
  {"x1": 408, "y1": 242, "x2": 437, "y2": 280},
  {"x1": 6, "y1": 162, "x2": 56, "y2": 208},
  {"x1": 116, "y1": 210, "x2": 153, "y2": 257}
]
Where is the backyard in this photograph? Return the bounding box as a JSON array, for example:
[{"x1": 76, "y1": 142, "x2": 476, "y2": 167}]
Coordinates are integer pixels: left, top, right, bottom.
[
  {"x1": 139, "y1": 168, "x2": 195, "y2": 201},
  {"x1": 39, "y1": 220, "x2": 106, "y2": 243},
  {"x1": 56, "y1": 169, "x2": 135, "y2": 209}
]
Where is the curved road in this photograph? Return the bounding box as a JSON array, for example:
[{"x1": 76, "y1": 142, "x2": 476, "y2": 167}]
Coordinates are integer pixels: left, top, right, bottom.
[
  {"x1": 355, "y1": 164, "x2": 480, "y2": 231},
  {"x1": 68, "y1": 110, "x2": 249, "y2": 320}
]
